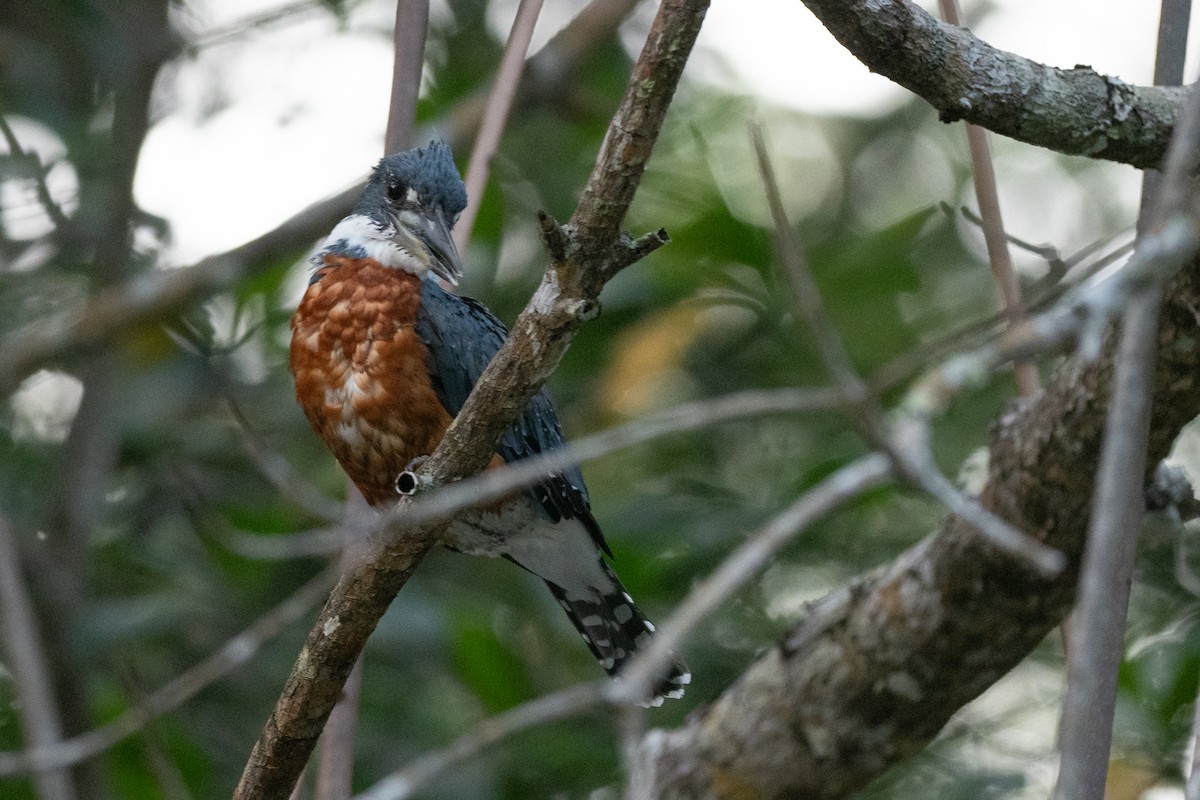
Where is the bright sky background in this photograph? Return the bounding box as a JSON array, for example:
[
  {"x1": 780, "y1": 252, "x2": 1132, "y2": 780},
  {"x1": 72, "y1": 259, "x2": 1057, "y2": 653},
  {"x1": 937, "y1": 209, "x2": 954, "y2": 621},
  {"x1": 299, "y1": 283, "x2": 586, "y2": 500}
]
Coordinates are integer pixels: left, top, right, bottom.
[
  {"x1": 2, "y1": 0, "x2": 1195, "y2": 265},
  {"x1": 116, "y1": 0, "x2": 1199, "y2": 264}
]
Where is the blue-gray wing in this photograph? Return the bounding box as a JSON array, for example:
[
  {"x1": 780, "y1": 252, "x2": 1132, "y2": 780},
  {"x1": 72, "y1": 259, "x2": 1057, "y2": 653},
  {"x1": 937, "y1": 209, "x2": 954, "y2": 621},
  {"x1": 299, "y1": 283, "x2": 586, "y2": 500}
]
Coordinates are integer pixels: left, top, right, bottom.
[{"x1": 414, "y1": 278, "x2": 608, "y2": 554}]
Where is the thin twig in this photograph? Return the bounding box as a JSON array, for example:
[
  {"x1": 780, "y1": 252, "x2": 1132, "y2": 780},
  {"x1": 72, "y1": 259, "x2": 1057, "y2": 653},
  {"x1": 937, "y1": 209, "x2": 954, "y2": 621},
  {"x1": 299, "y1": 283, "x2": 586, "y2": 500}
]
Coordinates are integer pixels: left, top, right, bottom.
[
  {"x1": 1052, "y1": 272, "x2": 1163, "y2": 800},
  {"x1": 384, "y1": 0, "x2": 429, "y2": 154},
  {"x1": 0, "y1": 517, "x2": 77, "y2": 800},
  {"x1": 453, "y1": 0, "x2": 546, "y2": 252},
  {"x1": 223, "y1": 393, "x2": 344, "y2": 523},
  {"x1": 614, "y1": 453, "x2": 894, "y2": 702},
  {"x1": 937, "y1": 0, "x2": 1039, "y2": 397},
  {"x1": 211, "y1": 524, "x2": 345, "y2": 560},
  {"x1": 356, "y1": 454, "x2": 891, "y2": 800},
  {"x1": 0, "y1": 569, "x2": 336, "y2": 776},
  {"x1": 315, "y1": 657, "x2": 363, "y2": 800},
  {"x1": 751, "y1": 124, "x2": 1063, "y2": 576},
  {"x1": 233, "y1": 3, "x2": 711, "y2": 797},
  {"x1": 1188, "y1": 669, "x2": 1200, "y2": 800},
  {"x1": 0, "y1": 115, "x2": 71, "y2": 231},
  {"x1": 749, "y1": 124, "x2": 870, "y2": 410},
  {"x1": 398, "y1": 386, "x2": 839, "y2": 526},
  {"x1": 113, "y1": 664, "x2": 194, "y2": 800},
  {"x1": 1054, "y1": 3, "x2": 1194, "y2": 796},
  {"x1": 870, "y1": 232, "x2": 1134, "y2": 394},
  {"x1": 184, "y1": 0, "x2": 353, "y2": 53},
  {"x1": 354, "y1": 683, "x2": 604, "y2": 800}
]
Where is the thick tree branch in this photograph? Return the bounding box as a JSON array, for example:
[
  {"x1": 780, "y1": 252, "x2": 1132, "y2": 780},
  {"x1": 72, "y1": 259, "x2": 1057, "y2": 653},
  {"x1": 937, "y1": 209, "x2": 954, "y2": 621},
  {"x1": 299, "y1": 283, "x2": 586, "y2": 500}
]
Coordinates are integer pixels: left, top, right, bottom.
[
  {"x1": 799, "y1": 0, "x2": 1188, "y2": 168},
  {"x1": 637, "y1": 87, "x2": 1200, "y2": 800},
  {"x1": 232, "y1": 2, "x2": 709, "y2": 798}
]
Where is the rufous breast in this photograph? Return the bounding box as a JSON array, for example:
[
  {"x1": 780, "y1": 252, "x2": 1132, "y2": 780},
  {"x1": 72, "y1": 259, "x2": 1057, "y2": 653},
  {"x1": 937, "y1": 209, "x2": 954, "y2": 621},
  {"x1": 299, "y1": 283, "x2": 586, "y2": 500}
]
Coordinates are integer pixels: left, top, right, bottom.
[{"x1": 290, "y1": 255, "x2": 453, "y2": 507}]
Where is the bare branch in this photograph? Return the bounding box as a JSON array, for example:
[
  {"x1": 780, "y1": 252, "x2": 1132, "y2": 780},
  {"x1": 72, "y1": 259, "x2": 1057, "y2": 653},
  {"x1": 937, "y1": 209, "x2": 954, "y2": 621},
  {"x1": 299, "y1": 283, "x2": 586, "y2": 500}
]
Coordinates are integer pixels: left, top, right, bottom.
[
  {"x1": 210, "y1": 525, "x2": 344, "y2": 561},
  {"x1": 936, "y1": 0, "x2": 1038, "y2": 396},
  {"x1": 453, "y1": 0, "x2": 546, "y2": 251},
  {"x1": 233, "y1": 3, "x2": 710, "y2": 797},
  {"x1": 398, "y1": 386, "x2": 839, "y2": 527},
  {"x1": 616, "y1": 453, "x2": 893, "y2": 704},
  {"x1": 1054, "y1": 3, "x2": 1193, "y2": 795},
  {"x1": 222, "y1": 393, "x2": 344, "y2": 524},
  {"x1": 751, "y1": 123, "x2": 1063, "y2": 576},
  {"x1": 800, "y1": 0, "x2": 1187, "y2": 168},
  {"x1": 0, "y1": 569, "x2": 335, "y2": 776},
  {"x1": 749, "y1": 124, "x2": 869, "y2": 409},
  {"x1": 0, "y1": 115, "x2": 71, "y2": 231},
  {"x1": 384, "y1": 0, "x2": 429, "y2": 154},
  {"x1": 355, "y1": 683, "x2": 605, "y2": 800},
  {"x1": 357, "y1": 453, "x2": 891, "y2": 800},
  {"x1": 0, "y1": 518, "x2": 77, "y2": 799}
]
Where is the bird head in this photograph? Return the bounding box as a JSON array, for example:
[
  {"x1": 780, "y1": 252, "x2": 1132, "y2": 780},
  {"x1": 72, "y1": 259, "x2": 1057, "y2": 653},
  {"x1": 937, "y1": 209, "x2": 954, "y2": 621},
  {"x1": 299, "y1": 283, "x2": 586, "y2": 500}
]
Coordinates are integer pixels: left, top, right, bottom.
[{"x1": 318, "y1": 141, "x2": 467, "y2": 285}]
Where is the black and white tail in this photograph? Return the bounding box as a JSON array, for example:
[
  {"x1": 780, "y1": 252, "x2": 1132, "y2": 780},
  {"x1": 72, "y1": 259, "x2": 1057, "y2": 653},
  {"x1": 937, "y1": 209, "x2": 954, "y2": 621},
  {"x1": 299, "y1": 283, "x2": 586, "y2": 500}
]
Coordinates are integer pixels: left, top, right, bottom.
[{"x1": 546, "y1": 561, "x2": 690, "y2": 707}]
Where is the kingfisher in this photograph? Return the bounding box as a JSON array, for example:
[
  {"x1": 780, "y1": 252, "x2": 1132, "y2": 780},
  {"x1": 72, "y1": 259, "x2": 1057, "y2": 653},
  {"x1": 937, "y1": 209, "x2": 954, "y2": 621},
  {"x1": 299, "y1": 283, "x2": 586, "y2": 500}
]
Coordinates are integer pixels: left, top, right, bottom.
[{"x1": 289, "y1": 141, "x2": 689, "y2": 704}]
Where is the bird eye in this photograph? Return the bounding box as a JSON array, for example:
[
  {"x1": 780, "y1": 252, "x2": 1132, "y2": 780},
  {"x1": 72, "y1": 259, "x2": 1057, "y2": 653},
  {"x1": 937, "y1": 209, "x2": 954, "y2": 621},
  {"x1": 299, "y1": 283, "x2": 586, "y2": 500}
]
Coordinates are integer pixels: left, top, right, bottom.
[{"x1": 386, "y1": 178, "x2": 406, "y2": 204}]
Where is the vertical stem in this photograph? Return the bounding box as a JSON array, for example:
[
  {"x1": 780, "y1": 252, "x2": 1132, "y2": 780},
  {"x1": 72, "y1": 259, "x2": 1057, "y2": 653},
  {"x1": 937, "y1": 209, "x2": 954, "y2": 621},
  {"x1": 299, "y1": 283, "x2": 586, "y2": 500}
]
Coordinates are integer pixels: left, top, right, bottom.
[
  {"x1": 0, "y1": 519, "x2": 78, "y2": 800},
  {"x1": 453, "y1": 0, "x2": 546, "y2": 252},
  {"x1": 937, "y1": 0, "x2": 1039, "y2": 397},
  {"x1": 384, "y1": 0, "x2": 430, "y2": 154},
  {"x1": 1052, "y1": 294, "x2": 1159, "y2": 800},
  {"x1": 1053, "y1": 3, "x2": 1190, "y2": 798},
  {"x1": 314, "y1": 658, "x2": 363, "y2": 800},
  {"x1": 313, "y1": 486, "x2": 374, "y2": 799}
]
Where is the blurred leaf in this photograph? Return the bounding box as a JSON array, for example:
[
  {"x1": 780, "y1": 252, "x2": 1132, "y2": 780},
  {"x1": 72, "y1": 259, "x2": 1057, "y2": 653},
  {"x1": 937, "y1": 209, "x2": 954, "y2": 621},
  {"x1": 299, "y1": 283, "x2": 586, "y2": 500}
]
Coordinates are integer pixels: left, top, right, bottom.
[{"x1": 451, "y1": 611, "x2": 532, "y2": 714}]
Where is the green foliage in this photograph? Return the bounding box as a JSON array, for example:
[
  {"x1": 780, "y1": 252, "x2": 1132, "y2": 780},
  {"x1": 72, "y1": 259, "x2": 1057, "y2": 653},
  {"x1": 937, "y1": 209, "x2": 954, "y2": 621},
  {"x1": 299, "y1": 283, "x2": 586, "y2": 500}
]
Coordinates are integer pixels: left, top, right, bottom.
[{"x1": 0, "y1": 1, "x2": 1169, "y2": 799}]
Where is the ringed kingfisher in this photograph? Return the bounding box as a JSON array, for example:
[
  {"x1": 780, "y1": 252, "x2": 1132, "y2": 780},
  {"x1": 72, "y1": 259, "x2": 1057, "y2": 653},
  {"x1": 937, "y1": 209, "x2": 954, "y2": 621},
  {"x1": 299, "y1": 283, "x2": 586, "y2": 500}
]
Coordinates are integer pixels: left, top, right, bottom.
[{"x1": 289, "y1": 141, "x2": 689, "y2": 704}]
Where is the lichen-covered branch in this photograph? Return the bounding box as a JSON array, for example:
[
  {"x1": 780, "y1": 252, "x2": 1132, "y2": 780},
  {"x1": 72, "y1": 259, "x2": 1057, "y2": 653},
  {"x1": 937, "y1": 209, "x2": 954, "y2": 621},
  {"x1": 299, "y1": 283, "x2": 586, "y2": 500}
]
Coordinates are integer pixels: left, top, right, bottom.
[
  {"x1": 800, "y1": 0, "x2": 1187, "y2": 168},
  {"x1": 637, "y1": 156, "x2": 1200, "y2": 800},
  {"x1": 636, "y1": 254, "x2": 1200, "y2": 796}
]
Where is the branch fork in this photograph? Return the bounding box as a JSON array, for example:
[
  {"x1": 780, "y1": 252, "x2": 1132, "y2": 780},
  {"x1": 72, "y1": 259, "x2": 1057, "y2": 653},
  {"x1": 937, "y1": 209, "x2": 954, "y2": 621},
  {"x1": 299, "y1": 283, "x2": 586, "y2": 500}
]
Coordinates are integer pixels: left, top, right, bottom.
[{"x1": 233, "y1": 2, "x2": 710, "y2": 797}]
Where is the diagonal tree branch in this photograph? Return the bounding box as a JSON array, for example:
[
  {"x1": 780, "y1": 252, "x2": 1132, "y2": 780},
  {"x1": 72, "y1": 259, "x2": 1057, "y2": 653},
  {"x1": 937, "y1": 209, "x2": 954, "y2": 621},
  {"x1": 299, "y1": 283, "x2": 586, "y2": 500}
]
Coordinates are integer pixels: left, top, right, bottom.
[
  {"x1": 799, "y1": 0, "x2": 1188, "y2": 168},
  {"x1": 232, "y1": 2, "x2": 709, "y2": 798}
]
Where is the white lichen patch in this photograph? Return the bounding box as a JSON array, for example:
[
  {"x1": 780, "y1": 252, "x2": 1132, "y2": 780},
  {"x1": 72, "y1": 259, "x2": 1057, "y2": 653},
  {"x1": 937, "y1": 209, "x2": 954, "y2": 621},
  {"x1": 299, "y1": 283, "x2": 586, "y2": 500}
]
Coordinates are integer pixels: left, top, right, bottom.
[{"x1": 530, "y1": 271, "x2": 562, "y2": 315}]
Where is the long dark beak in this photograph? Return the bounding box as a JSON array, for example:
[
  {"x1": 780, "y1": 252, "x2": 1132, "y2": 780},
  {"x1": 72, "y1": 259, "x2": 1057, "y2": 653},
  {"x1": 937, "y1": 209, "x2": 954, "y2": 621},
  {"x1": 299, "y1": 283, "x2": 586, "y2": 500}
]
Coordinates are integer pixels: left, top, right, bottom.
[{"x1": 417, "y1": 206, "x2": 463, "y2": 286}]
